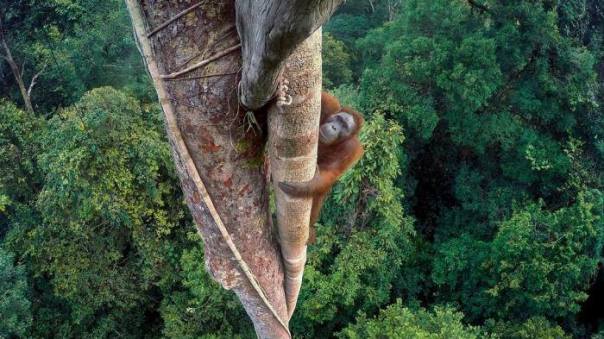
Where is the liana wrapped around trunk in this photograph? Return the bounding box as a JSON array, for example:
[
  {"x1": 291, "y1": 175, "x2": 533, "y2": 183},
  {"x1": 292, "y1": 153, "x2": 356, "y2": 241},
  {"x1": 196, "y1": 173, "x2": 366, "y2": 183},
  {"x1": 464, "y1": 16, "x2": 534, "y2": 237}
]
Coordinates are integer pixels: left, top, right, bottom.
[{"x1": 125, "y1": 0, "x2": 343, "y2": 337}]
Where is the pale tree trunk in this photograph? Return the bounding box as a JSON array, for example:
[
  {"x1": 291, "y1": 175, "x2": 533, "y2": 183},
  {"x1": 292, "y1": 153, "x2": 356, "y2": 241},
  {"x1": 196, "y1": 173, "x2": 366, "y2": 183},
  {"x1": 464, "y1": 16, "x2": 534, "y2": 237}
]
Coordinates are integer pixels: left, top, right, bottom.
[
  {"x1": 269, "y1": 30, "x2": 322, "y2": 317},
  {"x1": 0, "y1": 19, "x2": 36, "y2": 113},
  {"x1": 126, "y1": 0, "x2": 341, "y2": 337}
]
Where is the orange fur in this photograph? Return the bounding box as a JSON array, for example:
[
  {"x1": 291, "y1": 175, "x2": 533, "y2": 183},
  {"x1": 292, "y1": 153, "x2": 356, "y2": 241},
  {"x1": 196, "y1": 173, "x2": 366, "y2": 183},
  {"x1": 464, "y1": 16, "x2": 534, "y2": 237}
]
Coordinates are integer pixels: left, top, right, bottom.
[{"x1": 279, "y1": 92, "x2": 364, "y2": 242}]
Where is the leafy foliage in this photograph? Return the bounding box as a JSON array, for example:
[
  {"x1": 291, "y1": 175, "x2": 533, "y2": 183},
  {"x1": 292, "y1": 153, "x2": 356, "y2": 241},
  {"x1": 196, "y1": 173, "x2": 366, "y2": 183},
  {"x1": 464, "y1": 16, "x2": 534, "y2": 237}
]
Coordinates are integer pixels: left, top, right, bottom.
[
  {"x1": 322, "y1": 33, "x2": 353, "y2": 89},
  {"x1": 2, "y1": 0, "x2": 603, "y2": 337},
  {"x1": 1, "y1": 0, "x2": 150, "y2": 113},
  {"x1": 485, "y1": 317, "x2": 571, "y2": 339},
  {"x1": 5, "y1": 87, "x2": 185, "y2": 336},
  {"x1": 339, "y1": 300, "x2": 480, "y2": 339},
  {"x1": 0, "y1": 248, "x2": 32, "y2": 338},
  {"x1": 433, "y1": 192, "x2": 603, "y2": 321},
  {"x1": 2, "y1": 88, "x2": 248, "y2": 337},
  {"x1": 159, "y1": 244, "x2": 254, "y2": 338},
  {"x1": 0, "y1": 100, "x2": 43, "y2": 206}
]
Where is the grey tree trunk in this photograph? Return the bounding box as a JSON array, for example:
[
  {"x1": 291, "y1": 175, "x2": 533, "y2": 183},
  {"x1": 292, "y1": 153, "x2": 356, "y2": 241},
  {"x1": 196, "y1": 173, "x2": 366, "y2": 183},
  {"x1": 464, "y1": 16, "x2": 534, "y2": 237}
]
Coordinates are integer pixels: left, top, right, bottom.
[
  {"x1": 126, "y1": 0, "x2": 342, "y2": 337},
  {"x1": 235, "y1": 0, "x2": 342, "y2": 110},
  {"x1": 0, "y1": 23, "x2": 34, "y2": 113}
]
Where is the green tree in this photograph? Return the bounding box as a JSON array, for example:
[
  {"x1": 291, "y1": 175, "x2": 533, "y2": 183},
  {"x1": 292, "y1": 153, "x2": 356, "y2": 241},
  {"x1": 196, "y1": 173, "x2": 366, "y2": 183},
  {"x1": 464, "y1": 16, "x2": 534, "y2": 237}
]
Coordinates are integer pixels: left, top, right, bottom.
[
  {"x1": 3, "y1": 87, "x2": 190, "y2": 337},
  {"x1": 356, "y1": 0, "x2": 603, "y2": 334},
  {"x1": 338, "y1": 300, "x2": 480, "y2": 339},
  {"x1": 159, "y1": 244, "x2": 253, "y2": 338},
  {"x1": 1, "y1": 0, "x2": 150, "y2": 113},
  {"x1": 0, "y1": 100, "x2": 43, "y2": 205},
  {"x1": 432, "y1": 191, "x2": 603, "y2": 322},
  {"x1": 0, "y1": 248, "x2": 32, "y2": 338},
  {"x1": 324, "y1": 0, "x2": 404, "y2": 81},
  {"x1": 358, "y1": 0, "x2": 602, "y2": 205},
  {"x1": 0, "y1": 100, "x2": 44, "y2": 242},
  {"x1": 322, "y1": 33, "x2": 353, "y2": 89},
  {"x1": 485, "y1": 317, "x2": 571, "y2": 339}
]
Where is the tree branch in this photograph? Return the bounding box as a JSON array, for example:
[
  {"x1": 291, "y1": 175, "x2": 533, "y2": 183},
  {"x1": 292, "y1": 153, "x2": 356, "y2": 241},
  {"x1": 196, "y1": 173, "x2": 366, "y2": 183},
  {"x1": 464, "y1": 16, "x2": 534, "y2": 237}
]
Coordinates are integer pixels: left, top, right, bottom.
[
  {"x1": 27, "y1": 64, "x2": 46, "y2": 97},
  {"x1": 467, "y1": 0, "x2": 492, "y2": 14},
  {"x1": 235, "y1": 0, "x2": 344, "y2": 109},
  {"x1": 1, "y1": 29, "x2": 34, "y2": 113},
  {"x1": 269, "y1": 30, "x2": 322, "y2": 317}
]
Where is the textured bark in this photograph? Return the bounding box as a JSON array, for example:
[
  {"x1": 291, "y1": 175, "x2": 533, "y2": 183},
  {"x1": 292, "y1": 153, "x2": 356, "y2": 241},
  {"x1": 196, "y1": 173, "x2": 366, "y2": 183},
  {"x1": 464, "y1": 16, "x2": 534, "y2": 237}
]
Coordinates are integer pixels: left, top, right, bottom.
[
  {"x1": 236, "y1": 0, "x2": 342, "y2": 319},
  {"x1": 270, "y1": 30, "x2": 322, "y2": 317},
  {"x1": 126, "y1": 1, "x2": 288, "y2": 337},
  {"x1": 127, "y1": 0, "x2": 338, "y2": 336},
  {"x1": 235, "y1": 0, "x2": 343, "y2": 109}
]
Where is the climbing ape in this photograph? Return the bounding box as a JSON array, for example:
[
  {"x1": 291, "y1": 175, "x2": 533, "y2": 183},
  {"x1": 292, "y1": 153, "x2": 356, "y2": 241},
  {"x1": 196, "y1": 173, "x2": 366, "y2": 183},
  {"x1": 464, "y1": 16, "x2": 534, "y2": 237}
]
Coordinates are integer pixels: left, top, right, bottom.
[{"x1": 279, "y1": 92, "x2": 364, "y2": 242}]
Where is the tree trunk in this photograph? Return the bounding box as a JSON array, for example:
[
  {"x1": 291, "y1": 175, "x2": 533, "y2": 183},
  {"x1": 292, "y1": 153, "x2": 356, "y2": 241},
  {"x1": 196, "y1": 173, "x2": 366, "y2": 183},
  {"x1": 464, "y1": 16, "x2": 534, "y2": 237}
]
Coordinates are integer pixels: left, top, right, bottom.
[
  {"x1": 0, "y1": 32, "x2": 34, "y2": 113},
  {"x1": 126, "y1": 0, "x2": 342, "y2": 336},
  {"x1": 125, "y1": 1, "x2": 289, "y2": 337},
  {"x1": 235, "y1": 0, "x2": 342, "y2": 318},
  {"x1": 269, "y1": 30, "x2": 322, "y2": 317}
]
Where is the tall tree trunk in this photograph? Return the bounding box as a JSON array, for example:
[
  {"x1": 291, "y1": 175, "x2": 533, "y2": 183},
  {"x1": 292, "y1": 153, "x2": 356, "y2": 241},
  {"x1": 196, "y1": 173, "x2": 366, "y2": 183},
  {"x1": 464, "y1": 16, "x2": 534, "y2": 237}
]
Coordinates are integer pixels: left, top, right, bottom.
[
  {"x1": 235, "y1": 0, "x2": 342, "y2": 318},
  {"x1": 125, "y1": 2, "x2": 289, "y2": 337},
  {"x1": 270, "y1": 29, "x2": 322, "y2": 317},
  {"x1": 126, "y1": 0, "x2": 342, "y2": 336}
]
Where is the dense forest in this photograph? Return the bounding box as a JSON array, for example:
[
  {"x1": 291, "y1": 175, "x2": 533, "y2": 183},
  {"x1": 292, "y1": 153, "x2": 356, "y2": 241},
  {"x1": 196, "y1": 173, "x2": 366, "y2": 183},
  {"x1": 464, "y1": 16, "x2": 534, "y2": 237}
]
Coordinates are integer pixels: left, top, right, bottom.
[{"x1": 1, "y1": 0, "x2": 603, "y2": 338}]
